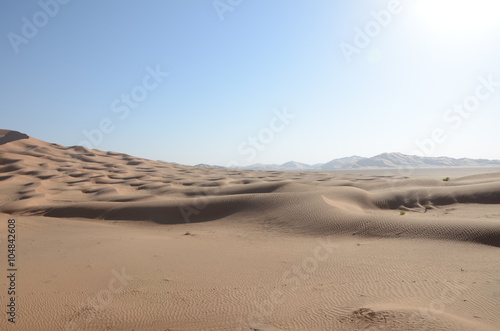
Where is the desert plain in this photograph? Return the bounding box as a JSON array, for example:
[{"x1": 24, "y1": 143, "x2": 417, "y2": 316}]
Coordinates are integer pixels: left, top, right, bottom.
[{"x1": 0, "y1": 129, "x2": 499, "y2": 331}]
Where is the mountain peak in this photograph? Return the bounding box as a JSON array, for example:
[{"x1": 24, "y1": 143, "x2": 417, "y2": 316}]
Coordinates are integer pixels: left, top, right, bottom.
[{"x1": 240, "y1": 153, "x2": 500, "y2": 171}]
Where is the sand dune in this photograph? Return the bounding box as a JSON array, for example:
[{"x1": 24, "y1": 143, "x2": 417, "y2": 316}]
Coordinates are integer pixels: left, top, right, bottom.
[{"x1": 1, "y1": 130, "x2": 499, "y2": 330}]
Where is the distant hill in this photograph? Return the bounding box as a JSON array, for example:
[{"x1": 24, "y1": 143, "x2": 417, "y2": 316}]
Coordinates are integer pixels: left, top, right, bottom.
[
  {"x1": 321, "y1": 156, "x2": 366, "y2": 170},
  {"x1": 194, "y1": 164, "x2": 225, "y2": 169},
  {"x1": 238, "y1": 153, "x2": 500, "y2": 171}
]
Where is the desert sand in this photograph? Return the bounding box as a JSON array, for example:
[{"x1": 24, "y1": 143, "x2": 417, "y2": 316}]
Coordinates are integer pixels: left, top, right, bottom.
[{"x1": 0, "y1": 130, "x2": 499, "y2": 331}]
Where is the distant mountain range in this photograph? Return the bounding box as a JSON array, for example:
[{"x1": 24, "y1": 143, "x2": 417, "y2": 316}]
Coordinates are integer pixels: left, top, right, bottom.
[{"x1": 197, "y1": 153, "x2": 500, "y2": 171}]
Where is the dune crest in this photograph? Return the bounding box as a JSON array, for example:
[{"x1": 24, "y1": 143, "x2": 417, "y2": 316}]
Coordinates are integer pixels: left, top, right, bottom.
[
  {"x1": 1, "y1": 132, "x2": 500, "y2": 330},
  {"x1": 0, "y1": 129, "x2": 29, "y2": 145},
  {"x1": 1, "y1": 133, "x2": 499, "y2": 246}
]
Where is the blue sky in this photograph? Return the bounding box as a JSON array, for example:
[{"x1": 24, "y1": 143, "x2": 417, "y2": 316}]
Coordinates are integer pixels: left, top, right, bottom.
[{"x1": 1, "y1": 0, "x2": 500, "y2": 166}]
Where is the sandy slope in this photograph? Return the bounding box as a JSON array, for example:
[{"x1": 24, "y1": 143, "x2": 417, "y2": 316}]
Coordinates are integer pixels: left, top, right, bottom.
[{"x1": 0, "y1": 130, "x2": 499, "y2": 330}]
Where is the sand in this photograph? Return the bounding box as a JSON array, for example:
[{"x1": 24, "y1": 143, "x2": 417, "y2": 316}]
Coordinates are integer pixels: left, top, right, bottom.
[{"x1": 0, "y1": 130, "x2": 499, "y2": 330}]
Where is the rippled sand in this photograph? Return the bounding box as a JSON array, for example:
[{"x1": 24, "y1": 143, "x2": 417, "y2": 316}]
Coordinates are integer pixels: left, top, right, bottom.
[{"x1": 1, "y1": 130, "x2": 499, "y2": 330}]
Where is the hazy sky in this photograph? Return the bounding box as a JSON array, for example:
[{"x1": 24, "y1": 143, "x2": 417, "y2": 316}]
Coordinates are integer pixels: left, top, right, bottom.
[{"x1": 1, "y1": 0, "x2": 500, "y2": 166}]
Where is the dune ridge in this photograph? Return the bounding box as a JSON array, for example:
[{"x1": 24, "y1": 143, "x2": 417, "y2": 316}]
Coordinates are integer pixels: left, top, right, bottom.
[
  {"x1": 1, "y1": 132, "x2": 499, "y2": 247},
  {"x1": 1, "y1": 130, "x2": 500, "y2": 331}
]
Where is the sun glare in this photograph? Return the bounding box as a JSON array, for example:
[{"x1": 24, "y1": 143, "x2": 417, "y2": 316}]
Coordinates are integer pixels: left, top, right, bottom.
[{"x1": 412, "y1": 0, "x2": 500, "y2": 36}]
